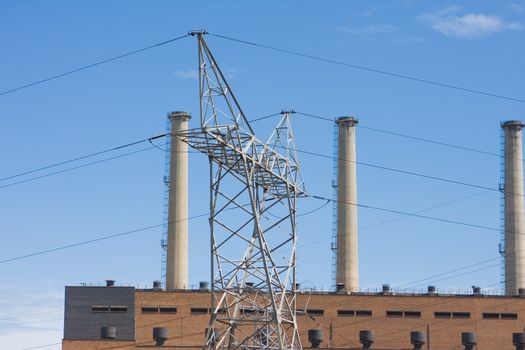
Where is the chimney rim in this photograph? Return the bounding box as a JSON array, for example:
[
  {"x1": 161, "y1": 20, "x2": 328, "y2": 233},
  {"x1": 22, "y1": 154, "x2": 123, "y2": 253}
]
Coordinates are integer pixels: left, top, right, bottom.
[
  {"x1": 501, "y1": 120, "x2": 524, "y2": 129},
  {"x1": 336, "y1": 116, "x2": 358, "y2": 125},
  {"x1": 168, "y1": 111, "x2": 192, "y2": 120}
]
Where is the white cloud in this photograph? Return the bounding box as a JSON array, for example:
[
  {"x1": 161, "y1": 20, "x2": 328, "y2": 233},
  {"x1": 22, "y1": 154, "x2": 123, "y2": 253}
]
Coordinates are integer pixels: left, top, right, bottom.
[
  {"x1": 0, "y1": 285, "x2": 63, "y2": 345},
  {"x1": 420, "y1": 7, "x2": 522, "y2": 38},
  {"x1": 340, "y1": 24, "x2": 426, "y2": 44},
  {"x1": 508, "y1": 3, "x2": 523, "y2": 13},
  {"x1": 342, "y1": 24, "x2": 397, "y2": 36},
  {"x1": 174, "y1": 68, "x2": 239, "y2": 80},
  {"x1": 174, "y1": 69, "x2": 198, "y2": 80}
]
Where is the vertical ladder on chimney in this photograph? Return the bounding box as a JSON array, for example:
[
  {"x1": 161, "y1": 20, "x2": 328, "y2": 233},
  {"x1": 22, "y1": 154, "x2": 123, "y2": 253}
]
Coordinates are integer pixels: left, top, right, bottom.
[
  {"x1": 160, "y1": 117, "x2": 172, "y2": 288},
  {"x1": 331, "y1": 121, "x2": 338, "y2": 290},
  {"x1": 499, "y1": 126, "x2": 506, "y2": 294}
]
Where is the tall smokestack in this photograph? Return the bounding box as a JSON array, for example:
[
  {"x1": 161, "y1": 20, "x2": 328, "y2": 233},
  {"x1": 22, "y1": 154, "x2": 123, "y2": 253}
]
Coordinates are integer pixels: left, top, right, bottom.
[
  {"x1": 502, "y1": 120, "x2": 525, "y2": 295},
  {"x1": 335, "y1": 116, "x2": 359, "y2": 292},
  {"x1": 166, "y1": 111, "x2": 191, "y2": 290}
]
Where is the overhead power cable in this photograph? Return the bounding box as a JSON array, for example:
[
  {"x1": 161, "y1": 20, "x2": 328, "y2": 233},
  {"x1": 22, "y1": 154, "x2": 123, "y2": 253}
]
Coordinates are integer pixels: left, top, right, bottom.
[
  {"x1": 294, "y1": 147, "x2": 502, "y2": 194},
  {"x1": 0, "y1": 34, "x2": 190, "y2": 97},
  {"x1": 308, "y1": 192, "x2": 502, "y2": 234},
  {"x1": 0, "y1": 111, "x2": 281, "y2": 188},
  {"x1": 0, "y1": 213, "x2": 208, "y2": 265},
  {"x1": 249, "y1": 112, "x2": 283, "y2": 123},
  {"x1": 208, "y1": 32, "x2": 525, "y2": 104},
  {"x1": 0, "y1": 190, "x2": 508, "y2": 266},
  {"x1": 296, "y1": 190, "x2": 491, "y2": 250},
  {"x1": 296, "y1": 111, "x2": 499, "y2": 157},
  {"x1": 0, "y1": 147, "x2": 155, "y2": 191},
  {"x1": 0, "y1": 133, "x2": 166, "y2": 184}
]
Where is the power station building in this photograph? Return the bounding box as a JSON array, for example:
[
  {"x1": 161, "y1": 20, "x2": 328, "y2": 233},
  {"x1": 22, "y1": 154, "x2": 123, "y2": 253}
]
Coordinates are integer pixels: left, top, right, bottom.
[
  {"x1": 61, "y1": 116, "x2": 525, "y2": 350},
  {"x1": 62, "y1": 283, "x2": 525, "y2": 350}
]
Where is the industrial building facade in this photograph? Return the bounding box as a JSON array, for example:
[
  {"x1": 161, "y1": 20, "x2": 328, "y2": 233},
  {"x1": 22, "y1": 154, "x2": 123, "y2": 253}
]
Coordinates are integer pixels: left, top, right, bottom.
[
  {"x1": 63, "y1": 284, "x2": 525, "y2": 350},
  {"x1": 61, "y1": 35, "x2": 525, "y2": 350}
]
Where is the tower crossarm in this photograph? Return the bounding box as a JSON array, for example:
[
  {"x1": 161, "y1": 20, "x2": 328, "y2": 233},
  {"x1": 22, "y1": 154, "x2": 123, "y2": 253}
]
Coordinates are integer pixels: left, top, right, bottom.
[{"x1": 178, "y1": 126, "x2": 307, "y2": 199}]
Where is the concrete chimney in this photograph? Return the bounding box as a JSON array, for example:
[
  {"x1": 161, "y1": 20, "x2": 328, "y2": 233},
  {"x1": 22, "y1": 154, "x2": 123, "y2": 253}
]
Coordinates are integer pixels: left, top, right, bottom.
[
  {"x1": 335, "y1": 116, "x2": 359, "y2": 292},
  {"x1": 502, "y1": 120, "x2": 525, "y2": 295},
  {"x1": 166, "y1": 111, "x2": 191, "y2": 290}
]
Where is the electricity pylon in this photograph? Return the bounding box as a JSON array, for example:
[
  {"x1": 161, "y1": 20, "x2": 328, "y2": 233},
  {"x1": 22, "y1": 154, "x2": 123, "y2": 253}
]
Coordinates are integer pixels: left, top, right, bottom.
[{"x1": 178, "y1": 32, "x2": 305, "y2": 350}]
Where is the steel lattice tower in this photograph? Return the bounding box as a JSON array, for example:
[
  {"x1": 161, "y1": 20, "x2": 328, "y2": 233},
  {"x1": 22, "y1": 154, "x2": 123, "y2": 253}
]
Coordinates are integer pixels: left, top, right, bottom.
[{"x1": 178, "y1": 32, "x2": 305, "y2": 350}]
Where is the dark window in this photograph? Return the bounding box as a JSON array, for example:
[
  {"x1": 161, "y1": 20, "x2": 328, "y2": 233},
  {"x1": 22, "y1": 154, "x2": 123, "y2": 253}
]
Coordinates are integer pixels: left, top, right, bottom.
[
  {"x1": 404, "y1": 311, "x2": 421, "y2": 318},
  {"x1": 356, "y1": 310, "x2": 372, "y2": 317},
  {"x1": 141, "y1": 307, "x2": 159, "y2": 313},
  {"x1": 241, "y1": 308, "x2": 256, "y2": 315},
  {"x1": 109, "y1": 306, "x2": 128, "y2": 313},
  {"x1": 482, "y1": 312, "x2": 499, "y2": 319},
  {"x1": 501, "y1": 313, "x2": 518, "y2": 320},
  {"x1": 337, "y1": 310, "x2": 355, "y2": 317},
  {"x1": 191, "y1": 307, "x2": 209, "y2": 314},
  {"x1": 306, "y1": 309, "x2": 324, "y2": 316},
  {"x1": 91, "y1": 306, "x2": 109, "y2": 312},
  {"x1": 386, "y1": 311, "x2": 403, "y2": 317},
  {"x1": 452, "y1": 312, "x2": 470, "y2": 319},
  {"x1": 434, "y1": 312, "x2": 451, "y2": 318},
  {"x1": 159, "y1": 307, "x2": 178, "y2": 314}
]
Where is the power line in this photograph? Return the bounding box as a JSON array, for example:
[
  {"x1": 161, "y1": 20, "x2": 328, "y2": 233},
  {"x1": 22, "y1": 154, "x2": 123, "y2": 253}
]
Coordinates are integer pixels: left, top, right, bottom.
[
  {"x1": 0, "y1": 111, "x2": 281, "y2": 189},
  {"x1": 208, "y1": 33, "x2": 525, "y2": 104},
  {"x1": 0, "y1": 34, "x2": 190, "y2": 97},
  {"x1": 308, "y1": 192, "x2": 501, "y2": 234},
  {"x1": 296, "y1": 111, "x2": 499, "y2": 157},
  {"x1": 0, "y1": 147, "x2": 155, "y2": 191},
  {"x1": 249, "y1": 112, "x2": 282, "y2": 123},
  {"x1": 0, "y1": 133, "x2": 166, "y2": 184},
  {"x1": 296, "y1": 190, "x2": 491, "y2": 250},
  {"x1": 0, "y1": 213, "x2": 208, "y2": 265},
  {"x1": 18, "y1": 343, "x2": 61, "y2": 350},
  {"x1": 295, "y1": 146, "x2": 501, "y2": 194}
]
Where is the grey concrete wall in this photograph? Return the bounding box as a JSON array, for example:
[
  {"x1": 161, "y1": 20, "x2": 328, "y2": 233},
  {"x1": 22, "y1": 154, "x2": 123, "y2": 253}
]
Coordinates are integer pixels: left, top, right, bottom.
[{"x1": 64, "y1": 286, "x2": 135, "y2": 340}]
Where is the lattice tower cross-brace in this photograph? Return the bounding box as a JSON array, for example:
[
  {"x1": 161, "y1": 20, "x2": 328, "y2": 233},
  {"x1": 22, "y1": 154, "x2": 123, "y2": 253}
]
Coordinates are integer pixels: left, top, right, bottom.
[{"x1": 177, "y1": 32, "x2": 306, "y2": 350}]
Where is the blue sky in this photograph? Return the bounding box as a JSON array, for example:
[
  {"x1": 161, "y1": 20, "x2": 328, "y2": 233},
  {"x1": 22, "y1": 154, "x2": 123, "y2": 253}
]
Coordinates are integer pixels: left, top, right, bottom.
[{"x1": 0, "y1": 0, "x2": 524, "y2": 348}]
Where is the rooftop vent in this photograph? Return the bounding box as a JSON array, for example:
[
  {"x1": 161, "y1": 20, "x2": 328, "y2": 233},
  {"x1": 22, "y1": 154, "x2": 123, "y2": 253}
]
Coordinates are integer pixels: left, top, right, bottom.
[
  {"x1": 199, "y1": 281, "x2": 209, "y2": 290},
  {"x1": 100, "y1": 326, "x2": 116, "y2": 339},
  {"x1": 513, "y1": 332, "x2": 525, "y2": 350},
  {"x1": 461, "y1": 332, "x2": 476, "y2": 350},
  {"x1": 308, "y1": 329, "x2": 323, "y2": 348},
  {"x1": 153, "y1": 327, "x2": 168, "y2": 346},
  {"x1": 410, "y1": 331, "x2": 426, "y2": 350},
  {"x1": 359, "y1": 330, "x2": 374, "y2": 349},
  {"x1": 106, "y1": 280, "x2": 115, "y2": 287}
]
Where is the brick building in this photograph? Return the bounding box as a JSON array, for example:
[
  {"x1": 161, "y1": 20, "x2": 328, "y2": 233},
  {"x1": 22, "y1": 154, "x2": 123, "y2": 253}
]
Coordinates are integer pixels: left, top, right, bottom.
[{"x1": 62, "y1": 284, "x2": 525, "y2": 350}]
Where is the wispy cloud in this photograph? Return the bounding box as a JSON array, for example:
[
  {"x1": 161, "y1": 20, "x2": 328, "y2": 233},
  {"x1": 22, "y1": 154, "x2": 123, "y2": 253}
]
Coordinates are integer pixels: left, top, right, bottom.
[
  {"x1": 0, "y1": 285, "x2": 63, "y2": 349},
  {"x1": 508, "y1": 3, "x2": 523, "y2": 13},
  {"x1": 358, "y1": 8, "x2": 375, "y2": 17},
  {"x1": 340, "y1": 24, "x2": 426, "y2": 44},
  {"x1": 174, "y1": 68, "x2": 240, "y2": 80},
  {"x1": 419, "y1": 6, "x2": 523, "y2": 38},
  {"x1": 174, "y1": 69, "x2": 198, "y2": 80}
]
